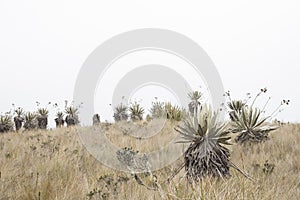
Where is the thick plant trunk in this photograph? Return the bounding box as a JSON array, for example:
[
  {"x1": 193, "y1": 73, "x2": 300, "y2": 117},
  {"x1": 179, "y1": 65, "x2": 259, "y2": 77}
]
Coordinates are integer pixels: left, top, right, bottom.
[
  {"x1": 37, "y1": 116, "x2": 48, "y2": 129},
  {"x1": 0, "y1": 125, "x2": 12, "y2": 133},
  {"x1": 131, "y1": 115, "x2": 142, "y2": 121},
  {"x1": 65, "y1": 115, "x2": 79, "y2": 127},
  {"x1": 14, "y1": 116, "x2": 24, "y2": 131},
  {"x1": 235, "y1": 130, "x2": 269, "y2": 144},
  {"x1": 0, "y1": 125, "x2": 6, "y2": 133},
  {"x1": 55, "y1": 118, "x2": 64, "y2": 128},
  {"x1": 93, "y1": 114, "x2": 100, "y2": 125},
  {"x1": 184, "y1": 143, "x2": 230, "y2": 182},
  {"x1": 188, "y1": 101, "x2": 201, "y2": 116},
  {"x1": 24, "y1": 120, "x2": 37, "y2": 131}
]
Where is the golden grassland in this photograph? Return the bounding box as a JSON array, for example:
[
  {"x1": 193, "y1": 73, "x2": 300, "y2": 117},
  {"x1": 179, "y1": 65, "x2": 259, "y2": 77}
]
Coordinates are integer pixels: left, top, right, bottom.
[{"x1": 0, "y1": 122, "x2": 299, "y2": 199}]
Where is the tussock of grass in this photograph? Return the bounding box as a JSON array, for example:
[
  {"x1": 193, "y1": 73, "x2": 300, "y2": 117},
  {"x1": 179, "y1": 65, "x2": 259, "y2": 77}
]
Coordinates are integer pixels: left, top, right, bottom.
[{"x1": 0, "y1": 123, "x2": 299, "y2": 199}]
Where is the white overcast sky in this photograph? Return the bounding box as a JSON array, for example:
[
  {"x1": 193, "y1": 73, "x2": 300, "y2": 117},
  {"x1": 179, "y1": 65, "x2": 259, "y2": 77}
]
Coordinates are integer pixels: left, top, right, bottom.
[{"x1": 0, "y1": 0, "x2": 299, "y2": 125}]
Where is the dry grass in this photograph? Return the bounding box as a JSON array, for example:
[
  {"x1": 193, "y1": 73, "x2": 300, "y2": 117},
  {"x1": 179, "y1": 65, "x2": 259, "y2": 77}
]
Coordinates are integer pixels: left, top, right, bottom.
[{"x1": 0, "y1": 122, "x2": 299, "y2": 199}]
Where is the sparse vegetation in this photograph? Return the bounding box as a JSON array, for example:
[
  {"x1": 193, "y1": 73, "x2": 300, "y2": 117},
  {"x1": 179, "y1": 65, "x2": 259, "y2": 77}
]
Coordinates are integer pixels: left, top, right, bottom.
[
  {"x1": 0, "y1": 89, "x2": 296, "y2": 199},
  {"x1": 116, "y1": 146, "x2": 149, "y2": 173},
  {"x1": 0, "y1": 123, "x2": 299, "y2": 199},
  {"x1": 87, "y1": 174, "x2": 130, "y2": 199}
]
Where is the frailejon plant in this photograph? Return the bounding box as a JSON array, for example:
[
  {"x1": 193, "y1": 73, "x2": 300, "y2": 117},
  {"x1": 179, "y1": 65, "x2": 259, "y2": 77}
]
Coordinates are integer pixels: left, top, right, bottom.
[
  {"x1": 150, "y1": 101, "x2": 165, "y2": 118},
  {"x1": 188, "y1": 91, "x2": 202, "y2": 116},
  {"x1": 24, "y1": 112, "x2": 38, "y2": 130},
  {"x1": 65, "y1": 106, "x2": 79, "y2": 127},
  {"x1": 129, "y1": 102, "x2": 144, "y2": 121},
  {"x1": 37, "y1": 108, "x2": 49, "y2": 129},
  {"x1": 35, "y1": 101, "x2": 51, "y2": 129},
  {"x1": 64, "y1": 100, "x2": 81, "y2": 127},
  {"x1": 227, "y1": 100, "x2": 245, "y2": 122},
  {"x1": 226, "y1": 88, "x2": 289, "y2": 144},
  {"x1": 175, "y1": 104, "x2": 232, "y2": 182},
  {"x1": 93, "y1": 114, "x2": 100, "y2": 125},
  {"x1": 113, "y1": 103, "x2": 129, "y2": 122},
  {"x1": 171, "y1": 105, "x2": 183, "y2": 121},
  {"x1": 13, "y1": 107, "x2": 24, "y2": 131},
  {"x1": 54, "y1": 111, "x2": 64, "y2": 128},
  {"x1": 230, "y1": 106, "x2": 278, "y2": 144},
  {"x1": 0, "y1": 115, "x2": 14, "y2": 133},
  {"x1": 165, "y1": 102, "x2": 183, "y2": 121},
  {"x1": 53, "y1": 103, "x2": 64, "y2": 128}
]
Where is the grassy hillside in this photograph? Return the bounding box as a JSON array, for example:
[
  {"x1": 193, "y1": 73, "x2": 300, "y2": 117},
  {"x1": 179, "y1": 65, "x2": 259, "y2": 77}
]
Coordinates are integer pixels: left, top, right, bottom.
[{"x1": 0, "y1": 122, "x2": 299, "y2": 199}]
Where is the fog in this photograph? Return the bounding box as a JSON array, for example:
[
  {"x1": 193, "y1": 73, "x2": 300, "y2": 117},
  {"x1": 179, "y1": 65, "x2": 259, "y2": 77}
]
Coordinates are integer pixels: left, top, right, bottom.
[{"x1": 1, "y1": 0, "x2": 299, "y2": 127}]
